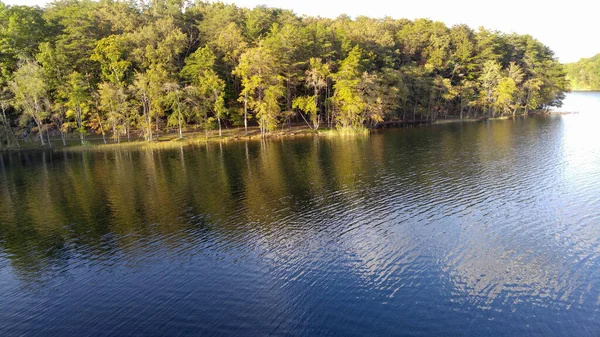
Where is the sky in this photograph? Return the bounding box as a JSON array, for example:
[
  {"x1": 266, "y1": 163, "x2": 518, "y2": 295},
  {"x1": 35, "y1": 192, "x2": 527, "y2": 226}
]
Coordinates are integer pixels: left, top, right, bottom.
[{"x1": 4, "y1": 0, "x2": 597, "y2": 63}]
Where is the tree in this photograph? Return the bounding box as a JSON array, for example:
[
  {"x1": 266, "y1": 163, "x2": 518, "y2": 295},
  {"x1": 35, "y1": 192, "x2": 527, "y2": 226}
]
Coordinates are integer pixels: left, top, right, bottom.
[
  {"x1": 128, "y1": 17, "x2": 186, "y2": 73},
  {"x1": 360, "y1": 68, "x2": 407, "y2": 124},
  {"x1": 60, "y1": 71, "x2": 90, "y2": 144},
  {"x1": 131, "y1": 72, "x2": 153, "y2": 141},
  {"x1": 263, "y1": 23, "x2": 309, "y2": 111},
  {"x1": 479, "y1": 60, "x2": 502, "y2": 116},
  {"x1": 212, "y1": 22, "x2": 248, "y2": 68},
  {"x1": 523, "y1": 78, "x2": 543, "y2": 113},
  {"x1": 181, "y1": 46, "x2": 227, "y2": 136},
  {"x1": 91, "y1": 35, "x2": 131, "y2": 85},
  {"x1": 163, "y1": 82, "x2": 186, "y2": 139},
  {"x1": 244, "y1": 6, "x2": 279, "y2": 41},
  {"x1": 98, "y1": 81, "x2": 127, "y2": 143},
  {"x1": 50, "y1": 101, "x2": 68, "y2": 146},
  {"x1": 10, "y1": 60, "x2": 49, "y2": 145},
  {"x1": 292, "y1": 96, "x2": 317, "y2": 129},
  {"x1": 293, "y1": 57, "x2": 330, "y2": 130},
  {"x1": 147, "y1": 64, "x2": 169, "y2": 134},
  {"x1": 43, "y1": 0, "x2": 107, "y2": 79},
  {"x1": 506, "y1": 62, "x2": 524, "y2": 115},
  {"x1": 0, "y1": 88, "x2": 16, "y2": 147},
  {"x1": 494, "y1": 77, "x2": 517, "y2": 116},
  {"x1": 127, "y1": 17, "x2": 185, "y2": 138},
  {"x1": 0, "y1": 1, "x2": 571, "y2": 144},
  {"x1": 201, "y1": 72, "x2": 227, "y2": 137},
  {"x1": 565, "y1": 53, "x2": 600, "y2": 90},
  {"x1": 332, "y1": 46, "x2": 366, "y2": 130},
  {"x1": 36, "y1": 42, "x2": 70, "y2": 93},
  {"x1": 233, "y1": 43, "x2": 284, "y2": 137},
  {"x1": 0, "y1": 4, "x2": 49, "y2": 82},
  {"x1": 180, "y1": 46, "x2": 217, "y2": 83},
  {"x1": 182, "y1": 85, "x2": 213, "y2": 136}
]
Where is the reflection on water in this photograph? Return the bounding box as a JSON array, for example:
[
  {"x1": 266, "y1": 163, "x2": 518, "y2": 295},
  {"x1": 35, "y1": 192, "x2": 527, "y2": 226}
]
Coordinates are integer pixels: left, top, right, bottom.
[{"x1": 2, "y1": 93, "x2": 600, "y2": 336}]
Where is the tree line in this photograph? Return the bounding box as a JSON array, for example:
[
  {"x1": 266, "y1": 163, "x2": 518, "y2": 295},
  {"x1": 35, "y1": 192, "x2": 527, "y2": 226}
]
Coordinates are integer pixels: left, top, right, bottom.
[
  {"x1": 565, "y1": 54, "x2": 600, "y2": 90},
  {"x1": 0, "y1": 0, "x2": 568, "y2": 146}
]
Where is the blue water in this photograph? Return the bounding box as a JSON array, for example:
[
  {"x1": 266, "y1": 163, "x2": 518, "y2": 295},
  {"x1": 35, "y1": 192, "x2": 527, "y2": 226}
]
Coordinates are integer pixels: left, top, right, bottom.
[{"x1": 1, "y1": 92, "x2": 600, "y2": 336}]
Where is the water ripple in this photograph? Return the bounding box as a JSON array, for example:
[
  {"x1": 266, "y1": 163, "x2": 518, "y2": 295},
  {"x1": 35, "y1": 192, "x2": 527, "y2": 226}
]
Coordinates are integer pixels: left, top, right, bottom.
[{"x1": 2, "y1": 96, "x2": 600, "y2": 335}]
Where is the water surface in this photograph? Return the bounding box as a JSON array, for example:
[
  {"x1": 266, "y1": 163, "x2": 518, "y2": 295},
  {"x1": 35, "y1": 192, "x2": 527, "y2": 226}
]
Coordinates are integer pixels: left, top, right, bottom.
[{"x1": 1, "y1": 92, "x2": 600, "y2": 336}]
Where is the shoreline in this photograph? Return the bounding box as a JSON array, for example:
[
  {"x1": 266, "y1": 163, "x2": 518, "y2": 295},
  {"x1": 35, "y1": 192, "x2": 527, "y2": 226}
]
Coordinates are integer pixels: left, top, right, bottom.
[{"x1": 0, "y1": 112, "x2": 579, "y2": 152}]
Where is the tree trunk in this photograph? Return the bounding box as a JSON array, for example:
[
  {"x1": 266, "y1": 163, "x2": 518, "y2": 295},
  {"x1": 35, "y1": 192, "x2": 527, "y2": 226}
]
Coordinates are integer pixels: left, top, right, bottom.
[
  {"x1": 178, "y1": 113, "x2": 183, "y2": 139},
  {"x1": 286, "y1": 80, "x2": 292, "y2": 112},
  {"x1": 95, "y1": 111, "x2": 107, "y2": 144},
  {"x1": 325, "y1": 79, "x2": 331, "y2": 129},
  {"x1": 244, "y1": 92, "x2": 248, "y2": 136},
  {"x1": 147, "y1": 102, "x2": 153, "y2": 142},
  {"x1": 413, "y1": 98, "x2": 417, "y2": 121},
  {"x1": 1, "y1": 110, "x2": 10, "y2": 146},
  {"x1": 218, "y1": 116, "x2": 222, "y2": 137},
  {"x1": 77, "y1": 108, "x2": 84, "y2": 145},
  {"x1": 314, "y1": 86, "x2": 319, "y2": 130},
  {"x1": 36, "y1": 120, "x2": 45, "y2": 146}
]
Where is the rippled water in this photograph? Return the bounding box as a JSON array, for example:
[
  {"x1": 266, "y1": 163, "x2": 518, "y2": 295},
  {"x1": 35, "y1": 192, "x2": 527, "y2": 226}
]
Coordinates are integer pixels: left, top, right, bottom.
[{"x1": 1, "y1": 92, "x2": 600, "y2": 336}]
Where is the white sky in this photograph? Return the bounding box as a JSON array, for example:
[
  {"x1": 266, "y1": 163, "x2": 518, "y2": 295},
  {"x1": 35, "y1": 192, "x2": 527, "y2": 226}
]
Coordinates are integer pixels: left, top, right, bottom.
[{"x1": 4, "y1": 0, "x2": 596, "y2": 63}]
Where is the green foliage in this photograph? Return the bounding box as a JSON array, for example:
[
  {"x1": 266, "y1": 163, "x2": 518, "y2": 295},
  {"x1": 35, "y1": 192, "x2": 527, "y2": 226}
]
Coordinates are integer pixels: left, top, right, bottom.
[
  {"x1": 163, "y1": 82, "x2": 186, "y2": 138},
  {"x1": 0, "y1": 0, "x2": 569, "y2": 143},
  {"x1": 333, "y1": 46, "x2": 366, "y2": 129},
  {"x1": 98, "y1": 81, "x2": 128, "y2": 142},
  {"x1": 234, "y1": 43, "x2": 284, "y2": 136},
  {"x1": 36, "y1": 41, "x2": 69, "y2": 92},
  {"x1": 495, "y1": 77, "x2": 517, "y2": 115},
  {"x1": 91, "y1": 35, "x2": 131, "y2": 85},
  {"x1": 0, "y1": 3, "x2": 49, "y2": 82},
  {"x1": 127, "y1": 16, "x2": 186, "y2": 72},
  {"x1": 43, "y1": 0, "x2": 108, "y2": 78},
  {"x1": 180, "y1": 46, "x2": 216, "y2": 84},
  {"x1": 9, "y1": 59, "x2": 49, "y2": 144},
  {"x1": 180, "y1": 45, "x2": 227, "y2": 135},
  {"x1": 565, "y1": 54, "x2": 600, "y2": 90},
  {"x1": 60, "y1": 71, "x2": 90, "y2": 142},
  {"x1": 361, "y1": 68, "x2": 407, "y2": 123},
  {"x1": 293, "y1": 95, "x2": 317, "y2": 128},
  {"x1": 479, "y1": 60, "x2": 502, "y2": 112}
]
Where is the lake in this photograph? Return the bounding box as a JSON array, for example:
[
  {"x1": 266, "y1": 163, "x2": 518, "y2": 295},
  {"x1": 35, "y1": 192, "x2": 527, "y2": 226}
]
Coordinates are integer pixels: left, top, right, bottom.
[{"x1": 1, "y1": 92, "x2": 600, "y2": 336}]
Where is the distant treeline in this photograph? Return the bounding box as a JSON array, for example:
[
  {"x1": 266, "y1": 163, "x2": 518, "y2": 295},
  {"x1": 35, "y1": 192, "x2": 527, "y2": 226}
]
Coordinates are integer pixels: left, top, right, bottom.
[
  {"x1": 565, "y1": 54, "x2": 600, "y2": 91},
  {"x1": 0, "y1": 0, "x2": 568, "y2": 146}
]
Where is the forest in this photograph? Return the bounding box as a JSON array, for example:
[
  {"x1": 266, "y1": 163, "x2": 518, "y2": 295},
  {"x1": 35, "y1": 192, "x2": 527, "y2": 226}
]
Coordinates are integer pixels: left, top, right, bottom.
[
  {"x1": 0, "y1": 0, "x2": 568, "y2": 147},
  {"x1": 565, "y1": 54, "x2": 600, "y2": 91}
]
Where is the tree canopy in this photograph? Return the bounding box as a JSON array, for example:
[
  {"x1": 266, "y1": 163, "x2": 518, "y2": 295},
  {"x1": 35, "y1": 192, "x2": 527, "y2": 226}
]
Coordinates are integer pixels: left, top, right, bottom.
[
  {"x1": 0, "y1": 0, "x2": 569, "y2": 145},
  {"x1": 565, "y1": 54, "x2": 600, "y2": 90}
]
